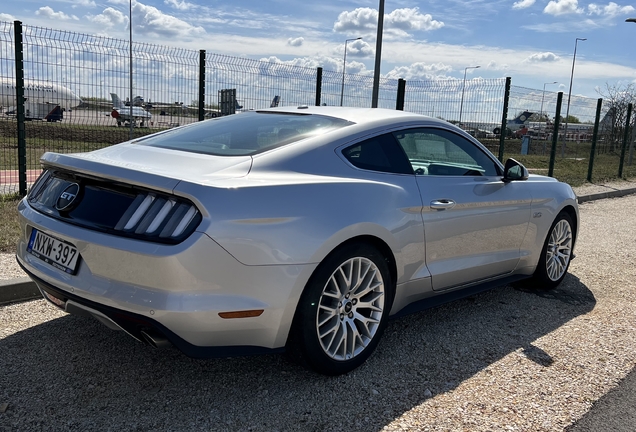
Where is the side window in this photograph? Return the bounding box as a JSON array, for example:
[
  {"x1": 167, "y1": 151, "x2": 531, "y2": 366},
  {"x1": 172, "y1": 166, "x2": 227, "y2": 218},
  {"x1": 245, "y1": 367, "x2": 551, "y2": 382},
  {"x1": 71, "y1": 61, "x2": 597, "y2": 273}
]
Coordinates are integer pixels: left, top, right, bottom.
[
  {"x1": 342, "y1": 134, "x2": 413, "y2": 175},
  {"x1": 393, "y1": 128, "x2": 500, "y2": 176}
]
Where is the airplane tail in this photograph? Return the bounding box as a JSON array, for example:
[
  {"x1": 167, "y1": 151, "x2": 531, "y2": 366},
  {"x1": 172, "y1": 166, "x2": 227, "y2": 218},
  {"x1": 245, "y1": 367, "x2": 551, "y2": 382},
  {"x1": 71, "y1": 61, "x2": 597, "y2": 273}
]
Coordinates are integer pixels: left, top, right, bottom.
[
  {"x1": 270, "y1": 95, "x2": 281, "y2": 108},
  {"x1": 512, "y1": 111, "x2": 533, "y2": 124},
  {"x1": 599, "y1": 107, "x2": 616, "y2": 131},
  {"x1": 110, "y1": 93, "x2": 124, "y2": 109}
]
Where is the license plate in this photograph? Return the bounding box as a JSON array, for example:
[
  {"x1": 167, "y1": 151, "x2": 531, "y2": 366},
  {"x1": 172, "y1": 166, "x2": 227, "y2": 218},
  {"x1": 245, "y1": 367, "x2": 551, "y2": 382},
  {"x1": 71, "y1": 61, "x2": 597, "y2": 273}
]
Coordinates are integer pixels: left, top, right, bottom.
[{"x1": 27, "y1": 228, "x2": 80, "y2": 274}]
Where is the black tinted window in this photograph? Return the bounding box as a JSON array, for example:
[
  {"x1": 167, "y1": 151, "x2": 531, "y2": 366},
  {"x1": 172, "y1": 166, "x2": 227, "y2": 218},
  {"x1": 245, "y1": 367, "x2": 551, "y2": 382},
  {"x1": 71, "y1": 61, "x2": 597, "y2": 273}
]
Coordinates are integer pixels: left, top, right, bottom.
[
  {"x1": 343, "y1": 134, "x2": 413, "y2": 175},
  {"x1": 137, "y1": 111, "x2": 353, "y2": 156}
]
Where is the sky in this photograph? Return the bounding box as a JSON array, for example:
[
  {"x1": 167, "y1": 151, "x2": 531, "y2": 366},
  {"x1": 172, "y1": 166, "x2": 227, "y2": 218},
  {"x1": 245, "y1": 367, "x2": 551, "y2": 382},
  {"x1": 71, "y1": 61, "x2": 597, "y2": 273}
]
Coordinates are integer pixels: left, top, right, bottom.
[{"x1": 1, "y1": 0, "x2": 636, "y2": 99}]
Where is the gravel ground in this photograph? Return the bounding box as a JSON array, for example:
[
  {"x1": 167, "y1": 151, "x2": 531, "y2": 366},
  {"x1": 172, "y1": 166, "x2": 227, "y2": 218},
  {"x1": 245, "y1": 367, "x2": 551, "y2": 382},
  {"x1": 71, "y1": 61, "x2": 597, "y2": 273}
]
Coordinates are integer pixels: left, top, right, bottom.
[{"x1": 1, "y1": 192, "x2": 635, "y2": 431}]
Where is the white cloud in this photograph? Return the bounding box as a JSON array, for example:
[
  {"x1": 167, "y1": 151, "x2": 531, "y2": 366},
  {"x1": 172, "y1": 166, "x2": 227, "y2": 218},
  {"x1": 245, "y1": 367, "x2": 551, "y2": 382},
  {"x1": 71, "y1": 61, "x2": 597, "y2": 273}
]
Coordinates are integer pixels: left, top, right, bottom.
[
  {"x1": 333, "y1": 8, "x2": 377, "y2": 32},
  {"x1": 339, "y1": 38, "x2": 374, "y2": 58},
  {"x1": 486, "y1": 60, "x2": 510, "y2": 70},
  {"x1": 524, "y1": 52, "x2": 560, "y2": 62},
  {"x1": 385, "y1": 62, "x2": 453, "y2": 80},
  {"x1": 287, "y1": 37, "x2": 304, "y2": 47},
  {"x1": 98, "y1": 2, "x2": 204, "y2": 38},
  {"x1": 333, "y1": 7, "x2": 443, "y2": 37},
  {"x1": 36, "y1": 6, "x2": 78, "y2": 21},
  {"x1": 513, "y1": 0, "x2": 536, "y2": 9},
  {"x1": 260, "y1": 55, "x2": 368, "y2": 74},
  {"x1": 523, "y1": 18, "x2": 600, "y2": 32},
  {"x1": 134, "y1": 3, "x2": 205, "y2": 38},
  {"x1": 87, "y1": 7, "x2": 127, "y2": 28},
  {"x1": 71, "y1": 0, "x2": 96, "y2": 7},
  {"x1": 544, "y1": 0, "x2": 583, "y2": 15},
  {"x1": 164, "y1": 0, "x2": 195, "y2": 11},
  {"x1": 386, "y1": 8, "x2": 444, "y2": 32},
  {"x1": 0, "y1": 13, "x2": 16, "y2": 21},
  {"x1": 588, "y1": 2, "x2": 635, "y2": 16}
]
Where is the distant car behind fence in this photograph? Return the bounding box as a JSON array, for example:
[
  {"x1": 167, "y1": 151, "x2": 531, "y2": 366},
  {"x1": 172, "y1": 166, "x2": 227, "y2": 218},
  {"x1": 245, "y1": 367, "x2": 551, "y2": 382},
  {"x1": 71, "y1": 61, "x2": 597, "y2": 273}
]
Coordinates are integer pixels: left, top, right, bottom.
[{"x1": 0, "y1": 19, "x2": 634, "y2": 196}]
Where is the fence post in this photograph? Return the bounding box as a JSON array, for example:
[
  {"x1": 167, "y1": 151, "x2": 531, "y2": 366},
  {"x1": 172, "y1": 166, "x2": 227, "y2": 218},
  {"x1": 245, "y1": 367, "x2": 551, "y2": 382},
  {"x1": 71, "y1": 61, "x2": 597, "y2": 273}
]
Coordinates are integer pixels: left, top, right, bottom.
[
  {"x1": 396, "y1": 79, "x2": 406, "y2": 111},
  {"x1": 548, "y1": 92, "x2": 564, "y2": 178},
  {"x1": 498, "y1": 77, "x2": 511, "y2": 162},
  {"x1": 14, "y1": 20, "x2": 27, "y2": 197},
  {"x1": 198, "y1": 50, "x2": 205, "y2": 121},
  {"x1": 618, "y1": 103, "x2": 632, "y2": 178},
  {"x1": 315, "y1": 67, "x2": 322, "y2": 106},
  {"x1": 586, "y1": 98, "x2": 603, "y2": 183}
]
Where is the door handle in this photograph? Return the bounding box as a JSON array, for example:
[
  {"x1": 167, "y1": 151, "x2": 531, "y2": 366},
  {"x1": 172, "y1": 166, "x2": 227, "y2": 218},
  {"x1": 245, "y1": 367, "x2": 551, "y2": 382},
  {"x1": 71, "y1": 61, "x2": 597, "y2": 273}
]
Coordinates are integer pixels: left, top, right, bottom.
[{"x1": 430, "y1": 199, "x2": 456, "y2": 210}]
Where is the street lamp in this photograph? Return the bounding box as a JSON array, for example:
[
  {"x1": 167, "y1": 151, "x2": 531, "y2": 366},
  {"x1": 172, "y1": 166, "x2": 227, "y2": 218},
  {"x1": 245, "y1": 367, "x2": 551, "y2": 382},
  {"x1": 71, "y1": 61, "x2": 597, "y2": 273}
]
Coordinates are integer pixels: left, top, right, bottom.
[
  {"x1": 340, "y1": 37, "x2": 362, "y2": 107},
  {"x1": 541, "y1": 81, "x2": 558, "y2": 139},
  {"x1": 458, "y1": 65, "x2": 480, "y2": 125},
  {"x1": 626, "y1": 18, "x2": 636, "y2": 23},
  {"x1": 562, "y1": 37, "x2": 586, "y2": 157}
]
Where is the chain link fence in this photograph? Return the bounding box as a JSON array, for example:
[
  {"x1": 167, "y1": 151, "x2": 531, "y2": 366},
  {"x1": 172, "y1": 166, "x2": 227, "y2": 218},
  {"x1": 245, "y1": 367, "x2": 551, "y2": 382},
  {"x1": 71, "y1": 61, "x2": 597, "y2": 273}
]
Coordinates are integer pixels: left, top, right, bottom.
[{"x1": 1, "y1": 20, "x2": 634, "y2": 196}]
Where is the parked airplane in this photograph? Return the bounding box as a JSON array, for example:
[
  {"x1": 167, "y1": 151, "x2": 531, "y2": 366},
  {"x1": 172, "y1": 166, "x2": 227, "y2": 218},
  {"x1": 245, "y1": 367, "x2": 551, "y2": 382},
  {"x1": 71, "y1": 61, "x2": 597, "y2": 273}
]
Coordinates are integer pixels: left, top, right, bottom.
[
  {"x1": 110, "y1": 93, "x2": 152, "y2": 127},
  {"x1": 493, "y1": 111, "x2": 534, "y2": 135},
  {"x1": 526, "y1": 107, "x2": 616, "y2": 138},
  {"x1": 0, "y1": 78, "x2": 82, "y2": 111}
]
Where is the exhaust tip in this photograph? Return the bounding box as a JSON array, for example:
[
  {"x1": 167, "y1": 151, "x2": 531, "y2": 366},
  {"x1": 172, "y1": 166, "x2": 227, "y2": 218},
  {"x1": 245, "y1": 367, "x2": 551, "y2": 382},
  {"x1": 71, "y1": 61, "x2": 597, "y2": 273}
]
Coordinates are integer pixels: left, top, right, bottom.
[{"x1": 140, "y1": 330, "x2": 171, "y2": 349}]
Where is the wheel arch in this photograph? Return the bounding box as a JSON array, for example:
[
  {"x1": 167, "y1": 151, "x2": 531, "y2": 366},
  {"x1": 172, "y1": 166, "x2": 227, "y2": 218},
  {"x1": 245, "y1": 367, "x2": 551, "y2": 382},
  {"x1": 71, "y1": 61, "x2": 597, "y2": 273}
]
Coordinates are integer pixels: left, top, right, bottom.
[
  {"x1": 328, "y1": 235, "x2": 398, "y2": 289},
  {"x1": 560, "y1": 204, "x2": 578, "y2": 247},
  {"x1": 285, "y1": 234, "x2": 397, "y2": 336}
]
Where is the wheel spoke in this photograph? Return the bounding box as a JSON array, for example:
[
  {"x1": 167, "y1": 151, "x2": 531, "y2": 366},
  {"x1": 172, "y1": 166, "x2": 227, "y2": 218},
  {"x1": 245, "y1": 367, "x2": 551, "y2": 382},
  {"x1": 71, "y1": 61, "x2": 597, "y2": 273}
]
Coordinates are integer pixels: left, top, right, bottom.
[
  {"x1": 315, "y1": 255, "x2": 386, "y2": 361},
  {"x1": 545, "y1": 219, "x2": 572, "y2": 282}
]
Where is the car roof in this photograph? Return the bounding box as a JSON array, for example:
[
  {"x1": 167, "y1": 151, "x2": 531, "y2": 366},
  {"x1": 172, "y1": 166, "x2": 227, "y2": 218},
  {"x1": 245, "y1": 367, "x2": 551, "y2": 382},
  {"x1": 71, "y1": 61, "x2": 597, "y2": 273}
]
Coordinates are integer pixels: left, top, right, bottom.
[{"x1": 257, "y1": 106, "x2": 440, "y2": 126}]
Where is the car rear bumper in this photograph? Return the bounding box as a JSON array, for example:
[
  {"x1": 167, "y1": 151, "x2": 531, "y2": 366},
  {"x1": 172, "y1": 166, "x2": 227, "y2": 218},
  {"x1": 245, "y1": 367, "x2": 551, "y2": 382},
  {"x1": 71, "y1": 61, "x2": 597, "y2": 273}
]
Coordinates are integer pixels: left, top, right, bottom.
[{"x1": 16, "y1": 200, "x2": 317, "y2": 354}]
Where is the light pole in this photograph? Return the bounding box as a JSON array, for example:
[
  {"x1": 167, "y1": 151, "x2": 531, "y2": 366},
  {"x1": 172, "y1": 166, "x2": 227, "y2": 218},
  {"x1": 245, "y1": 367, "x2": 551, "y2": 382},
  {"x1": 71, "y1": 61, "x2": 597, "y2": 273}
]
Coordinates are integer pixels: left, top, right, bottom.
[
  {"x1": 541, "y1": 81, "x2": 558, "y2": 140},
  {"x1": 340, "y1": 37, "x2": 362, "y2": 107},
  {"x1": 371, "y1": 0, "x2": 385, "y2": 108},
  {"x1": 562, "y1": 37, "x2": 586, "y2": 157},
  {"x1": 458, "y1": 65, "x2": 480, "y2": 125},
  {"x1": 626, "y1": 19, "x2": 636, "y2": 165},
  {"x1": 128, "y1": 0, "x2": 133, "y2": 140}
]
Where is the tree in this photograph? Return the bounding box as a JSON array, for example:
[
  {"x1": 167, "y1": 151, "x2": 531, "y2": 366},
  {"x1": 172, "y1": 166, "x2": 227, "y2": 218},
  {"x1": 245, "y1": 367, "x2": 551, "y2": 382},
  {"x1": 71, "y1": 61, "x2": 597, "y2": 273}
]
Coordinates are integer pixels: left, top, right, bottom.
[{"x1": 596, "y1": 82, "x2": 636, "y2": 154}]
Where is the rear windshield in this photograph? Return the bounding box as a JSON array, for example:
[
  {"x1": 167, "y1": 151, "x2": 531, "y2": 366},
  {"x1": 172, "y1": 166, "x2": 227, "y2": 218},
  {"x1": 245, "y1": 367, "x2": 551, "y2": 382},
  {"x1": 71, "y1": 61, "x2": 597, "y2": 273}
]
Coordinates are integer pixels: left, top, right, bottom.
[{"x1": 136, "y1": 111, "x2": 354, "y2": 156}]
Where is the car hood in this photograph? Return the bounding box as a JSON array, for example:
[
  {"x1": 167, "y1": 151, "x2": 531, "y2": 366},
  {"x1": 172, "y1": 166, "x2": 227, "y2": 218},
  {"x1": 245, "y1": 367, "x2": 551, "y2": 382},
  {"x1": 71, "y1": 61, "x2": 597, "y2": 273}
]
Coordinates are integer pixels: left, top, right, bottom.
[{"x1": 40, "y1": 144, "x2": 253, "y2": 193}]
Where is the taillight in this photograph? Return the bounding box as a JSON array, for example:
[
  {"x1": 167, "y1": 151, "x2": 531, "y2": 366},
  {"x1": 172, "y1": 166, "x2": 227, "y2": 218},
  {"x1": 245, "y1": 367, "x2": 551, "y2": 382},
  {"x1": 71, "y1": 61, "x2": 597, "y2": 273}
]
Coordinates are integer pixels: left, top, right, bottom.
[{"x1": 115, "y1": 192, "x2": 200, "y2": 241}]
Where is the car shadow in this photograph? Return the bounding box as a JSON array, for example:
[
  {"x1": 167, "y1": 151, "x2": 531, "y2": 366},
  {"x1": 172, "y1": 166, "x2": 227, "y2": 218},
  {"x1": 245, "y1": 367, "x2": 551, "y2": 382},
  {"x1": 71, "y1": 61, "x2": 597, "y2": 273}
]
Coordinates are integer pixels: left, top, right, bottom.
[{"x1": 0, "y1": 273, "x2": 594, "y2": 431}]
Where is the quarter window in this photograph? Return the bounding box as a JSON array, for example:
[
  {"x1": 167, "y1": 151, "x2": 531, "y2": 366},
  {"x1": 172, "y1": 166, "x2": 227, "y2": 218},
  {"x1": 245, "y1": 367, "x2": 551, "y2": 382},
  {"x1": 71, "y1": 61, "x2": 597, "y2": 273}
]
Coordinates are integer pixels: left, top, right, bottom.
[
  {"x1": 342, "y1": 134, "x2": 413, "y2": 175},
  {"x1": 392, "y1": 128, "x2": 500, "y2": 176}
]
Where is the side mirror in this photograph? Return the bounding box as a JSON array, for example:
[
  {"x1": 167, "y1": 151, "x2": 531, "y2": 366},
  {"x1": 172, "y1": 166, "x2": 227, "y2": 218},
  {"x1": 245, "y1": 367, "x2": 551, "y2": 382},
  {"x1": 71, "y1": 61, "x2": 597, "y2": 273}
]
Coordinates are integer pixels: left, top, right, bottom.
[{"x1": 503, "y1": 158, "x2": 529, "y2": 182}]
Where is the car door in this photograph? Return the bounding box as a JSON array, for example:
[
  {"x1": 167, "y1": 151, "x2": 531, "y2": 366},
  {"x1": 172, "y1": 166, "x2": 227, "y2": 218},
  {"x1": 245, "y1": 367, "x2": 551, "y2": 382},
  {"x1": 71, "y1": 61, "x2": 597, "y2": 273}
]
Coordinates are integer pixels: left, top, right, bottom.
[{"x1": 392, "y1": 127, "x2": 533, "y2": 291}]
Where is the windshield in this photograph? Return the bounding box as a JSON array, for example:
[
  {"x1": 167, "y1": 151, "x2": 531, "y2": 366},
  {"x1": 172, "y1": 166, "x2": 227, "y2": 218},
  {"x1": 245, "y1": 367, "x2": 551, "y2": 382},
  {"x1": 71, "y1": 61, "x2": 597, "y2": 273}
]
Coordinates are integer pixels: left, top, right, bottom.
[{"x1": 136, "y1": 111, "x2": 354, "y2": 156}]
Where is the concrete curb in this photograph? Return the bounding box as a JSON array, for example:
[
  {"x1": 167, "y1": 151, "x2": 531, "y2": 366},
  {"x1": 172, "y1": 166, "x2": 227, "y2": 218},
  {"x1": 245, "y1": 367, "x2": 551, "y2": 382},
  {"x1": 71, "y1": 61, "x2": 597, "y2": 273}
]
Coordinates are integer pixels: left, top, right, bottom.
[
  {"x1": 3, "y1": 188, "x2": 636, "y2": 306},
  {"x1": 577, "y1": 187, "x2": 636, "y2": 204},
  {"x1": 0, "y1": 277, "x2": 41, "y2": 305}
]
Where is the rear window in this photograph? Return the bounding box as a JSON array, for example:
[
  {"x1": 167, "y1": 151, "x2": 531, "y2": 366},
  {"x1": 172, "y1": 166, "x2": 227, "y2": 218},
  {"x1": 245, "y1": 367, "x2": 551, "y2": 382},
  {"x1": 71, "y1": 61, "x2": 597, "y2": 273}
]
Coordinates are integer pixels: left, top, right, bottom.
[{"x1": 136, "y1": 111, "x2": 354, "y2": 156}]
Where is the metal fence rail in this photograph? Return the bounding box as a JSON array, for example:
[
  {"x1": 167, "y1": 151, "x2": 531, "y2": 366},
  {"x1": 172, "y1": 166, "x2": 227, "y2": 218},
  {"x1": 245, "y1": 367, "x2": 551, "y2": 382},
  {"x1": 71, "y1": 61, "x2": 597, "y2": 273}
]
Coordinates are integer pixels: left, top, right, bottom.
[
  {"x1": 0, "y1": 21, "x2": 17, "y2": 195},
  {"x1": 1, "y1": 20, "x2": 634, "y2": 197}
]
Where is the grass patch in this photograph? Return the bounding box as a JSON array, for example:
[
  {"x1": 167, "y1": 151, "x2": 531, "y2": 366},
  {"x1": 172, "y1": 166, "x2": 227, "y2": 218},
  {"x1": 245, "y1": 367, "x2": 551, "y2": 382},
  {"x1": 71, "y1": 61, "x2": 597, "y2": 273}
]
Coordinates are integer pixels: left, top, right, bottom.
[{"x1": 0, "y1": 195, "x2": 21, "y2": 253}]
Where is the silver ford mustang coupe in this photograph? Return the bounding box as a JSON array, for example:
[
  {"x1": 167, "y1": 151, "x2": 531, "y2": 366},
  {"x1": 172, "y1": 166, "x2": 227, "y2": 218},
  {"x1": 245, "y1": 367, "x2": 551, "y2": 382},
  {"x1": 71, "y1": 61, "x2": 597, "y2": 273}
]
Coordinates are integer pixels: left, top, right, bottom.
[{"x1": 16, "y1": 106, "x2": 578, "y2": 375}]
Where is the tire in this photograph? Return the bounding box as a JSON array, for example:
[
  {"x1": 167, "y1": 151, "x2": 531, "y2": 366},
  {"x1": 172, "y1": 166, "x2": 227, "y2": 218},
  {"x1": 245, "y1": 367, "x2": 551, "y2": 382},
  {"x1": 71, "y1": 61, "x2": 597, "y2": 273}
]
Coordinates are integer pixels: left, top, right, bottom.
[
  {"x1": 289, "y1": 244, "x2": 394, "y2": 375},
  {"x1": 531, "y1": 212, "x2": 574, "y2": 290},
  {"x1": 493, "y1": 127, "x2": 501, "y2": 135}
]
